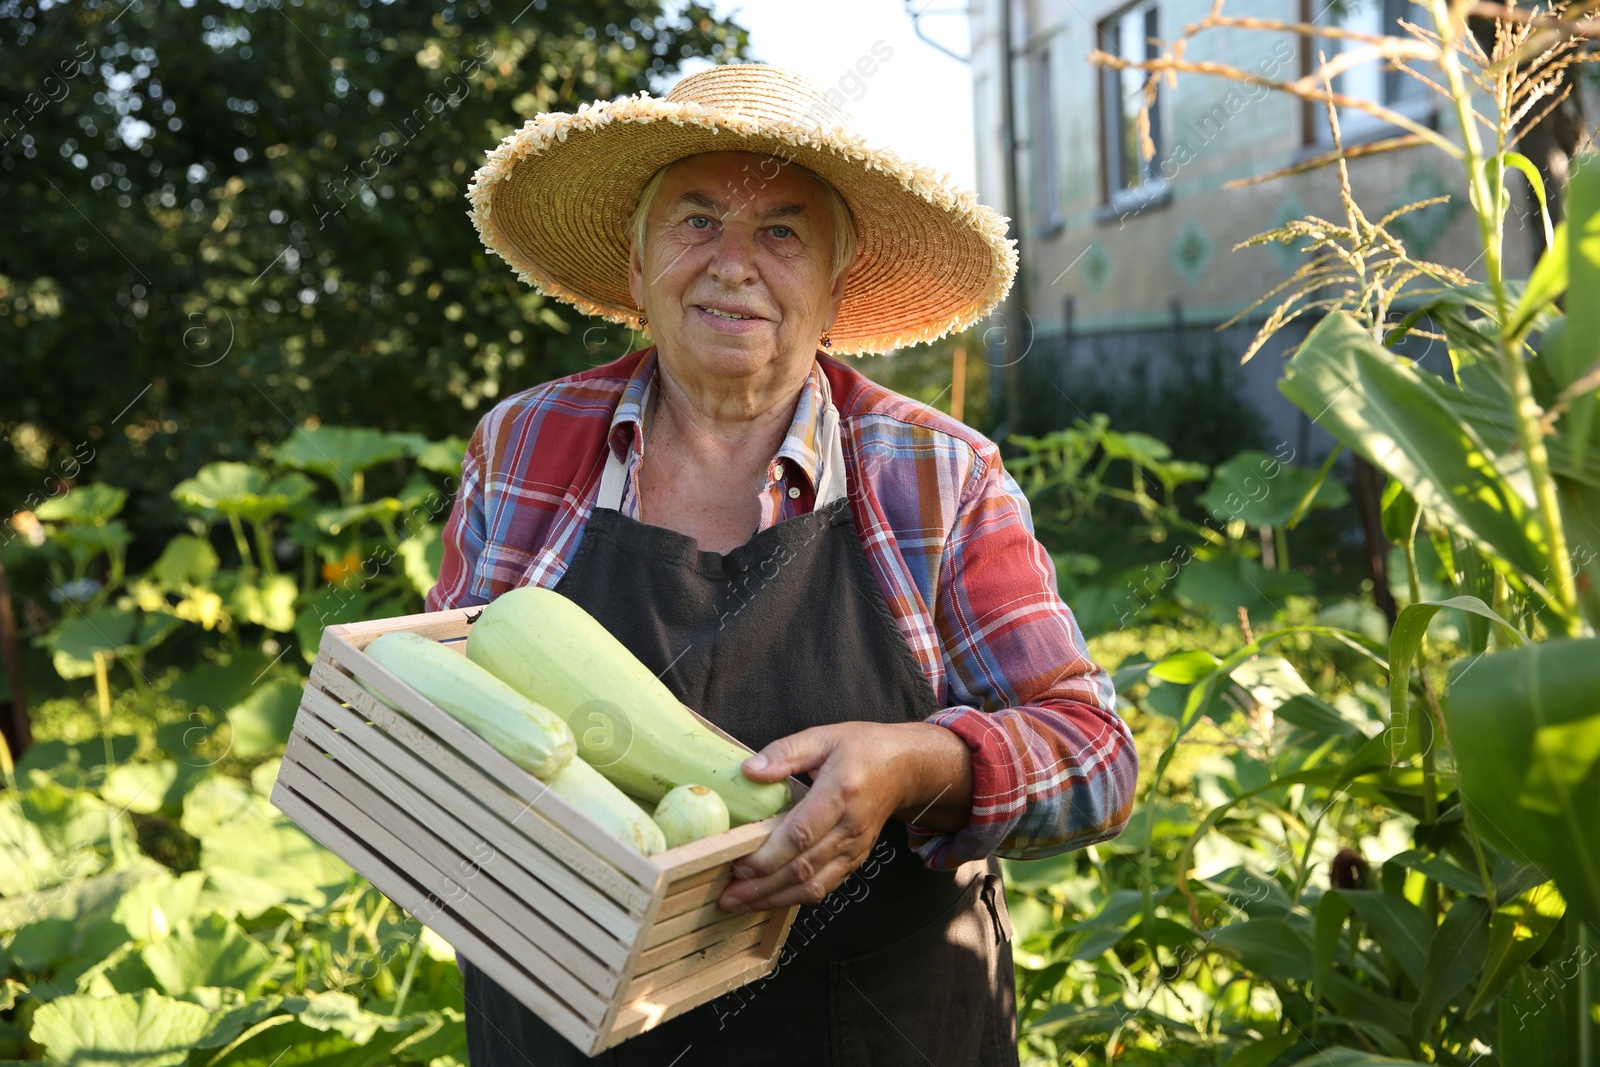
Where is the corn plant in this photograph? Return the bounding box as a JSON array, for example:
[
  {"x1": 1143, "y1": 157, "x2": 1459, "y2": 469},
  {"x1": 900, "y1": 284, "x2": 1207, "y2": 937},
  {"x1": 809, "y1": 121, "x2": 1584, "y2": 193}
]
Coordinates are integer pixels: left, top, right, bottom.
[{"x1": 1010, "y1": 4, "x2": 1600, "y2": 1064}]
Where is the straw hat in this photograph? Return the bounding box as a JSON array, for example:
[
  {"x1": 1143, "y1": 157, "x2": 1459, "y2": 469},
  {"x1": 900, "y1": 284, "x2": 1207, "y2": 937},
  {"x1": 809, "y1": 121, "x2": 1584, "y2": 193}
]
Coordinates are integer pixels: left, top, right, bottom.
[{"x1": 466, "y1": 64, "x2": 1017, "y2": 355}]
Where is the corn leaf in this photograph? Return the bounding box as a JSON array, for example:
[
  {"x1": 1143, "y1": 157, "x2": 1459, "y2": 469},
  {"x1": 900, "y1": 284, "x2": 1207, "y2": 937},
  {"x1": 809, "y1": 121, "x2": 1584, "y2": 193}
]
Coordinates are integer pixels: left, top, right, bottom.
[
  {"x1": 1281, "y1": 312, "x2": 1556, "y2": 607},
  {"x1": 1445, "y1": 638, "x2": 1600, "y2": 929}
]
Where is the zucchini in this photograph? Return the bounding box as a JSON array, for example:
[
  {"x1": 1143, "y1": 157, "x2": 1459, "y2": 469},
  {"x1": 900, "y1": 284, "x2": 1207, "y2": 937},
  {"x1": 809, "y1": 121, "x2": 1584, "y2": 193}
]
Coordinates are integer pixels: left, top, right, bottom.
[
  {"x1": 653, "y1": 784, "x2": 730, "y2": 850},
  {"x1": 543, "y1": 757, "x2": 666, "y2": 856},
  {"x1": 465, "y1": 586, "x2": 792, "y2": 825},
  {"x1": 362, "y1": 631, "x2": 575, "y2": 780}
]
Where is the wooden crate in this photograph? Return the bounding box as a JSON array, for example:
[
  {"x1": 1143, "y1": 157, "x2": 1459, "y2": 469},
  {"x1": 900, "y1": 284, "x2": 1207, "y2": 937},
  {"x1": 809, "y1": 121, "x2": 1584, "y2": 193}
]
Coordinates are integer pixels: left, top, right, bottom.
[{"x1": 269, "y1": 606, "x2": 802, "y2": 1056}]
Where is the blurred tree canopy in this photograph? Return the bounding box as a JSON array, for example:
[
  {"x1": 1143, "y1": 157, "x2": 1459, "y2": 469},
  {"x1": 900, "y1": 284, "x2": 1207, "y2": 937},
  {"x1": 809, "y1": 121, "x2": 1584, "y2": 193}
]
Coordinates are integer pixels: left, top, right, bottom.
[{"x1": 0, "y1": 0, "x2": 748, "y2": 546}]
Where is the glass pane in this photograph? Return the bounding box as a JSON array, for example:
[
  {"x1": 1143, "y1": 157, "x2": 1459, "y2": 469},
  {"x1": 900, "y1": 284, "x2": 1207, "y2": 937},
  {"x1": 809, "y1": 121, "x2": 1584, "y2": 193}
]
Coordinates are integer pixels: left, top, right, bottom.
[
  {"x1": 1118, "y1": 10, "x2": 1146, "y2": 189},
  {"x1": 1340, "y1": 0, "x2": 1384, "y2": 104}
]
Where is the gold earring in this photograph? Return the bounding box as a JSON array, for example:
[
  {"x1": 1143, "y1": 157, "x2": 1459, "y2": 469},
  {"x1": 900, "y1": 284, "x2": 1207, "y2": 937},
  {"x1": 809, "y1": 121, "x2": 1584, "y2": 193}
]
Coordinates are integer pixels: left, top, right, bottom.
[
  {"x1": 638, "y1": 311, "x2": 648, "y2": 328},
  {"x1": 820, "y1": 333, "x2": 832, "y2": 349}
]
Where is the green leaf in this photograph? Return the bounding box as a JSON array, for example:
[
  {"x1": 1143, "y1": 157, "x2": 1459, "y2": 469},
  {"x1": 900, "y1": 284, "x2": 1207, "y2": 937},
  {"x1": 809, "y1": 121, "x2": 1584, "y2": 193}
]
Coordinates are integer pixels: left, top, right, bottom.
[
  {"x1": 112, "y1": 871, "x2": 209, "y2": 943},
  {"x1": 1379, "y1": 480, "x2": 1419, "y2": 546},
  {"x1": 225, "y1": 678, "x2": 303, "y2": 760},
  {"x1": 30, "y1": 989, "x2": 211, "y2": 1067},
  {"x1": 45, "y1": 607, "x2": 136, "y2": 680},
  {"x1": 315, "y1": 497, "x2": 403, "y2": 536},
  {"x1": 1497, "y1": 960, "x2": 1582, "y2": 1065},
  {"x1": 1510, "y1": 220, "x2": 1567, "y2": 340},
  {"x1": 101, "y1": 761, "x2": 180, "y2": 815},
  {"x1": 1410, "y1": 895, "x2": 1490, "y2": 1039},
  {"x1": 397, "y1": 523, "x2": 444, "y2": 597},
  {"x1": 1337, "y1": 889, "x2": 1432, "y2": 986},
  {"x1": 197, "y1": 808, "x2": 353, "y2": 920},
  {"x1": 140, "y1": 913, "x2": 275, "y2": 997},
  {"x1": 1288, "y1": 1050, "x2": 1424, "y2": 1067},
  {"x1": 7, "y1": 918, "x2": 76, "y2": 971},
  {"x1": 1280, "y1": 312, "x2": 1555, "y2": 606},
  {"x1": 1199, "y1": 450, "x2": 1349, "y2": 528},
  {"x1": 149, "y1": 535, "x2": 220, "y2": 589},
  {"x1": 221, "y1": 574, "x2": 299, "y2": 633},
  {"x1": 1465, "y1": 881, "x2": 1565, "y2": 1017},
  {"x1": 1315, "y1": 889, "x2": 1353, "y2": 999},
  {"x1": 179, "y1": 775, "x2": 264, "y2": 840},
  {"x1": 1381, "y1": 850, "x2": 1484, "y2": 897},
  {"x1": 205, "y1": 1015, "x2": 428, "y2": 1067},
  {"x1": 35, "y1": 484, "x2": 128, "y2": 525},
  {"x1": 194, "y1": 994, "x2": 307, "y2": 1050},
  {"x1": 165, "y1": 651, "x2": 277, "y2": 711},
  {"x1": 399, "y1": 434, "x2": 469, "y2": 476},
  {"x1": 1387, "y1": 595, "x2": 1525, "y2": 761},
  {"x1": 1222, "y1": 1033, "x2": 1300, "y2": 1067},
  {"x1": 0, "y1": 796, "x2": 69, "y2": 897},
  {"x1": 1175, "y1": 554, "x2": 1312, "y2": 623},
  {"x1": 1559, "y1": 151, "x2": 1600, "y2": 458},
  {"x1": 1447, "y1": 637, "x2": 1600, "y2": 928},
  {"x1": 0, "y1": 865, "x2": 163, "y2": 932},
  {"x1": 276, "y1": 426, "x2": 407, "y2": 485},
  {"x1": 172, "y1": 464, "x2": 315, "y2": 524},
  {"x1": 1204, "y1": 918, "x2": 1313, "y2": 981},
  {"x1": 1149, "y1": 649, "x2": 1221, "y2": 684}
]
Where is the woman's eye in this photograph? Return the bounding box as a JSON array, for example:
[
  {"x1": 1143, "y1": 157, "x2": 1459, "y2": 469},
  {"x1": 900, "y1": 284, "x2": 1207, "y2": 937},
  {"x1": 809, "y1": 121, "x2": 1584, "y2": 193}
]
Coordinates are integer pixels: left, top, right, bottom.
[
  {"x1": 687, "y1": 215, "x2": 713, "y2": 230},
  {"x1": 769, "y1": 225, "x2": 794, "y2": 239}
]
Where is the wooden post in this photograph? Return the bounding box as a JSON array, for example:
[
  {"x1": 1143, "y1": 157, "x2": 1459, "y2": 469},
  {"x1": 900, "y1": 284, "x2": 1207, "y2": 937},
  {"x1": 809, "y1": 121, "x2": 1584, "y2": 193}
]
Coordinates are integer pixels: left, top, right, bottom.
[
  {"x1": 950, "y1": 345, "x2": 968, "y2": 424},
  {"x1": 0, "y1": 561, "x2": 31, "y2": 761}
]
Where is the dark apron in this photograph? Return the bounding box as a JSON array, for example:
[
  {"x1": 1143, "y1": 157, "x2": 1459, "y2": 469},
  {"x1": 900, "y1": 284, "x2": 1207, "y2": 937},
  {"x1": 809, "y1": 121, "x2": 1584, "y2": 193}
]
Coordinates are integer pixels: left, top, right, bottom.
[{"x1": 461, "y1": 437, "x2": 1018, "y2": 1066}]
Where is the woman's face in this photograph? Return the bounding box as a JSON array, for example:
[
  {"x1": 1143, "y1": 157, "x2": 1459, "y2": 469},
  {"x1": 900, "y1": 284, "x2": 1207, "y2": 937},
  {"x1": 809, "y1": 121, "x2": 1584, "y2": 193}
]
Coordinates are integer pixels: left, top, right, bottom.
[{"x1": 628, "y1": 152, "x2": 849, "y2": 395}]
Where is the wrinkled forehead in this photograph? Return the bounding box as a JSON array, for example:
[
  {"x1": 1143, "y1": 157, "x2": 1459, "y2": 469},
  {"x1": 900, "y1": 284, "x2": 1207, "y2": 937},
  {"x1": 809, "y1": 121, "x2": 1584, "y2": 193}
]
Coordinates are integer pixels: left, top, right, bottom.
[{"x1": 649, "y1": 151, "x2": 837, "y2": 218}]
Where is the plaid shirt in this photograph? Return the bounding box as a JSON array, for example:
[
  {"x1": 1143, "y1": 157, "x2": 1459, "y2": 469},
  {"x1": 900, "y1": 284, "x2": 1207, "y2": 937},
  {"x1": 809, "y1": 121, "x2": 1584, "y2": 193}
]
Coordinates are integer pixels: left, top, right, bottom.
[{"x1": 427, "y1": 348, "x2": 1136, "y2": 869}]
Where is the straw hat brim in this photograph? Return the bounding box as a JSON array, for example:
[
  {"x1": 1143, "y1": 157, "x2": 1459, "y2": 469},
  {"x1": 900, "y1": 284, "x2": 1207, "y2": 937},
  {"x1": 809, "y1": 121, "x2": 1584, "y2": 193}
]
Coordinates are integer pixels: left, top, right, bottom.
[{"x1": 467, "y1": 92, "x2": 1017, "y2": 356}]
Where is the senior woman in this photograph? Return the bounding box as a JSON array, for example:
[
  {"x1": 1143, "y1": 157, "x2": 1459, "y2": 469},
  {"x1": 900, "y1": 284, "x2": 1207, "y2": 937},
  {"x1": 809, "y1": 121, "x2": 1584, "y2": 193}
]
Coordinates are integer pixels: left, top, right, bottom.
[{"x1": 426, "y1": 65, "x2": 1136, "y2": 1065}]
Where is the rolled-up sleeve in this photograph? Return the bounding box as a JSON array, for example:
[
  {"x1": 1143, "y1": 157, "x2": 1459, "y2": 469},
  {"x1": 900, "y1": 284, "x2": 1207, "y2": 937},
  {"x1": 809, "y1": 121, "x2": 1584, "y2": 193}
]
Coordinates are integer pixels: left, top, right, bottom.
[
  {"x1": 906, "y1": 456, "x2": 1137, "y2": 869},
  {"x1": 425, "y1": 424, "x2": 491, "y2": 613}
]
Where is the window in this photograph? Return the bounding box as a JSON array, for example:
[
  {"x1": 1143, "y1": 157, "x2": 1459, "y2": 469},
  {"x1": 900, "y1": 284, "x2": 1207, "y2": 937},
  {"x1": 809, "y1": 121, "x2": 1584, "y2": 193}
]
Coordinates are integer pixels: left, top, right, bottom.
[
  {"x1": 1099, "y1": 0, "x2": 1165, "y2": 208},
  {"x1": 1030, "y1": 47, "x2": 1063, "y2": 232},
  {"x1": 1312, "y1": 0, "x2": 1433, "y2": 143}
]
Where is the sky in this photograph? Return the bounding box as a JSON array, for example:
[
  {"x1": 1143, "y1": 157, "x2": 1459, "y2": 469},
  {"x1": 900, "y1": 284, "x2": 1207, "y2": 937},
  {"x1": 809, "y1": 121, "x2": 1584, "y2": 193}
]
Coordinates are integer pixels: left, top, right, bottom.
[{"x1": 667, "y1": 0, "x2": 978, "y2": 193}]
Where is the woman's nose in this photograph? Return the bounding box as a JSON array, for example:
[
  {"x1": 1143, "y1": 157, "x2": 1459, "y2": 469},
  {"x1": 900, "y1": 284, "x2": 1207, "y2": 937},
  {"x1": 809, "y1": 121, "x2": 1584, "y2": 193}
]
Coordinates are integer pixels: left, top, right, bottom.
[{"x1": 706, "y1": 227, "x2": 759, "y2": 286}]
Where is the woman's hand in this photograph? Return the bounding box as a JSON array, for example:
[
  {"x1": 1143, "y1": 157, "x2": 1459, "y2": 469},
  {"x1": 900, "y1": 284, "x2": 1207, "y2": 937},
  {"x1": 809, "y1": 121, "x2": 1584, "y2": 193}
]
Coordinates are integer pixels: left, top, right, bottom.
[{"x1": 717, "y1": 721, "x2": 972, "y2": 914}]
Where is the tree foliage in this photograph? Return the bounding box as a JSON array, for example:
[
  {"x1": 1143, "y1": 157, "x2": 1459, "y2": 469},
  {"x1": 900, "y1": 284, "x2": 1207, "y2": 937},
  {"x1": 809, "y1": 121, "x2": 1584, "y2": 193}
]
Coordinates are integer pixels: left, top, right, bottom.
[{"x1": 0, "y1": 0, "x2": 747, "y2": 544}]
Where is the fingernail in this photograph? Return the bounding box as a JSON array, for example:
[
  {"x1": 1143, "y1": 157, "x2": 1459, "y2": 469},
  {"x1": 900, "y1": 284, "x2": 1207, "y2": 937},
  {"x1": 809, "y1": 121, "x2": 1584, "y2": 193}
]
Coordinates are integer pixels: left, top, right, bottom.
[
  {"x1": 720, "y1": 896, "x2": 748, "y2": 914},
  {"x1": 744, "y1": 754, "x2": 768, "y2": 772}
]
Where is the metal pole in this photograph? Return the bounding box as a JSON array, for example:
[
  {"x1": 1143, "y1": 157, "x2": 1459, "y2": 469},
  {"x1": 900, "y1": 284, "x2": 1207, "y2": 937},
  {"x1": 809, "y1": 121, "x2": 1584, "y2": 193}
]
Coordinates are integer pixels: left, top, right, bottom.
[{"x1": 999, "y1": 0, "x2": 1025, "y2": 429}]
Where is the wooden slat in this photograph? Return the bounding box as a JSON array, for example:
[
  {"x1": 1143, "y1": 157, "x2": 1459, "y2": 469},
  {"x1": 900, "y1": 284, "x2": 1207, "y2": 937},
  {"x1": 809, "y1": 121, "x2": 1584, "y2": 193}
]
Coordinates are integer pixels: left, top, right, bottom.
[
  {"x1": 662, "y1": 863, "x2": 732, "y2": 896},
  {"x1": 293, "y1": 701, "x2": 631, "y2": 972},
  {"x1": 623, "y1": 921, "x2": 771, "y2": 1002},
  {"x1": 646, "y1": 897, "x2": 751, "y2": 948},
  {"x1": 653, "y1": 819, "x2": 773, "y2": 882},
  {"x1": 635, "y1": 911, "x2": 767, "y2": 973},
  {"x1": 758, "y1": 902, "x2": 800, "y2": 965},
  {"x1": 270, "y1": 777, "x2": 603, "y2": 1055},
  {"x1": 298, "y1": 684, "x2": 640, "y2": 946},
  {"x1": 308, "y1": 657, "x2": 657, "y2": 911},
  {"x1": 658, "y1": 874, "x2": 731, "y2": 921},
  {"x1": 280, "y1": 755, "x2": 616, "y2": 1015},
  {"x1": 605, "y1": 947, "x2": 777, "y2": 1049},
  {"x1": 325, "y1": 608, "x2": 476, "y2": 647},
  {"x1": 318, "y1": 637, "x2": 663, "y2": 889}
]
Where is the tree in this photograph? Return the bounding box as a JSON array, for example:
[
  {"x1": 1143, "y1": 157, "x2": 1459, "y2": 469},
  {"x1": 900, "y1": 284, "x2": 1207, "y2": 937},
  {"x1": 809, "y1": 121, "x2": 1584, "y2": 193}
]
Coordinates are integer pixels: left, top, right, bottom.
[{"x1": 0, "y1": 0, "x2": 747, "y2": 546}]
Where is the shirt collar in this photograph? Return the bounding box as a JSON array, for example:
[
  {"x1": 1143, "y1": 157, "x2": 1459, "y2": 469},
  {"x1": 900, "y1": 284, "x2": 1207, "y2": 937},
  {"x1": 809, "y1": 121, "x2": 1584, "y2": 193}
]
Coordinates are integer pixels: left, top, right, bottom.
[{"x1": 607, "y1": 349, "x2": 837, "y2": 494}]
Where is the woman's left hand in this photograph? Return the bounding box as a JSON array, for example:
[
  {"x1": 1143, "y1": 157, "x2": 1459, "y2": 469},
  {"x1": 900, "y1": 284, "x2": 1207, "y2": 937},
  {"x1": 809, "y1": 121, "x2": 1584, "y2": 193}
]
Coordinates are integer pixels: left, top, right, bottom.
[{"x1": 717, "y1": 721, "x2": 972, "y2": 913}]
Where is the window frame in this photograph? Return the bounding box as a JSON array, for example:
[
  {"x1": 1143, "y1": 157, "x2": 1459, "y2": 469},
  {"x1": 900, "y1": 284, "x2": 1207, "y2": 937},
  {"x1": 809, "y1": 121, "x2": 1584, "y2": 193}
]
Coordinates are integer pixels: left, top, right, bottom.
[
  {"x1": 1303, "y1": 0, "x2": 1438, "y2": 148},
  {"x1": 1098, "y1": 0, "x2": 1169, "y2": 215}
]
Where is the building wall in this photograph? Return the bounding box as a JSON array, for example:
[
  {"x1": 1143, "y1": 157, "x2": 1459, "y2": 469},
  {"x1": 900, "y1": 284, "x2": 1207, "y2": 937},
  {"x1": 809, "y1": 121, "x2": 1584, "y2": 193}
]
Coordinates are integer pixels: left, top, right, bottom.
[{"x1": 967, "y1": 0, "x2": 1537, "y2": 447}]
